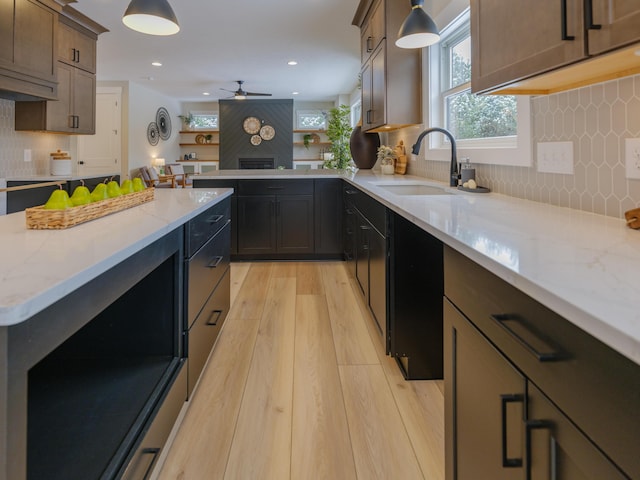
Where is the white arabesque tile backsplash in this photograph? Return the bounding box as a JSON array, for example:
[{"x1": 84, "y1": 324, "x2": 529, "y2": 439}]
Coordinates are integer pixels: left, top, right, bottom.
[
  {"x1": 391, "y1": 74, "x2": 640, "y2": 219},
  {"x1": 0, "y1": 99, "x2": 70, "y2": 178}
]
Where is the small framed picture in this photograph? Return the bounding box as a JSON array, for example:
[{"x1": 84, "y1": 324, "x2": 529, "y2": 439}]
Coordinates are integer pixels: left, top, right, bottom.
[{"x1": 189, "y1": 152, "x2": 197, "y2": 159}]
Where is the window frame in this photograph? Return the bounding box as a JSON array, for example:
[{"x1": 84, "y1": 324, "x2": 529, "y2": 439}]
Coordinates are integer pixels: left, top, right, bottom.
[
  {"x1": 423, "y1": 8, "x2": 532, "y2": 167},
  {"x1": 190, "y1": 111, "x2": 219, "y2": 130},
  {"x1": 296, "y1": 110, "x2": 327, "y2": 130}
]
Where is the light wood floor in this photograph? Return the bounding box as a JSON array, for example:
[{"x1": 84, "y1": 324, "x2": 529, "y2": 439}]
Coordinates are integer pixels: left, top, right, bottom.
[{"x1": 157, "y1": 262, "x2": 444, "y2": 480}]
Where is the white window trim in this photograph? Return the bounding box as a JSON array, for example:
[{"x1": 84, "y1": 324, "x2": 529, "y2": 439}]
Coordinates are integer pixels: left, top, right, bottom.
[
  {"x1": 296, "y1": 109, "x2": 327, "y2": 130},
  {"x1": 423, "y1": 8, "x2": 532, "y2": 167}
]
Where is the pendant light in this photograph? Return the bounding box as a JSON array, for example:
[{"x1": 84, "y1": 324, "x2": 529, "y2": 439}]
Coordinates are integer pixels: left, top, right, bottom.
[
  {"x1": 122, "y1": 0, "x2": 180, "y2": 36},
  {"x1": 396, "y1": 0, "x2": 440, "y2": 49}
]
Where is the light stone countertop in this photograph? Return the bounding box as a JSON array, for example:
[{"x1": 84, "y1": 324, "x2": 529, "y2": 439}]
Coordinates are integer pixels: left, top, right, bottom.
[
  {"x1": 0, "y1": 188, "x2": 233, "y2": 327},
  {"x1": 6, "y1": 173, "x2": 120, "y2": 182},
  {"x1": 199, "y1": 168, "x2": 640, "y2": 365}
]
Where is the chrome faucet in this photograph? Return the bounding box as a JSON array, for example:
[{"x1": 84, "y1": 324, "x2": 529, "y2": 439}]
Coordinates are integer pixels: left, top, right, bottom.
[{"x1": 411, "y1": 127, "x2": 459, "y2": 187}]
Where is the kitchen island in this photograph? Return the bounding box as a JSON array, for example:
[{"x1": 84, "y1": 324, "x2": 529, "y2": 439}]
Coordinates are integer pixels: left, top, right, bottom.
[{"x1": 0, "y1": 187, "x2": 233, "y2": 480}]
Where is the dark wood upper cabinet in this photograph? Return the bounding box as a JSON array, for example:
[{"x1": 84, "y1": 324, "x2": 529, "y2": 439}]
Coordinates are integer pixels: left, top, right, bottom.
[
  {"x1": 0, "y1": 0, "x2": 59, "y2": 101},
  {"x1": 353, "y1": 0, "x2": 422, "y2": 131},
  {"x1": 472, "y1": 0, "x2": 640, "y2": 94},
  {"x1": 14, "y1": 5, "x2": 106, "y2": 134}
]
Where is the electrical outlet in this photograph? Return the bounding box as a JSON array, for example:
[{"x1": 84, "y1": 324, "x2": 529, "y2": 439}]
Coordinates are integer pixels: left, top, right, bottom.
[
  {"x1": 537, "y1": 142, "x2": 574, "y2": 174},
  {"x1": 23, "y1": 149, "x2": 31, "y2": 162},
  {"x1": 625, "y1": 138, "x2": 640, "y2": 180}
]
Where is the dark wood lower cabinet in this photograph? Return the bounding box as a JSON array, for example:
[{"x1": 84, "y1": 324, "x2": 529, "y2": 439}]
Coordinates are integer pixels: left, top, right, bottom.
[
  {"x1": 237, "y1": 195, "x2": 277, "y2": 255},
  {"x1": 444, "y1": 246, "x2": 638, "y2": 479}
]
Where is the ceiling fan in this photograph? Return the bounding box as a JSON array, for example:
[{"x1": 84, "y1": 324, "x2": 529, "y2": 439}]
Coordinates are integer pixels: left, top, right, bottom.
[{"x1": 221, "y1": 80, "x2": 272, "y2": 99}]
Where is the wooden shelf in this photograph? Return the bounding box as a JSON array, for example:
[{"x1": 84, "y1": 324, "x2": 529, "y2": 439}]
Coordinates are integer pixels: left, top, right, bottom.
[
  {"x1": 293, "y1": 142, "x2": 330, "y2": 146},
  {"x1": 293, "y1": 129, "x2": 326, "y2": 133},
  {"x1": 179, "y1": 143, "x2": 220, "y2": 147}
]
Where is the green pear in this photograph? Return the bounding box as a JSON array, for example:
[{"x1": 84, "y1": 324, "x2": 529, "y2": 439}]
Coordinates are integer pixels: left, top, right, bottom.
[
  {"x1": 69, "y1": 185, "x2": 91, "y2": 206},
  {"x1": 120, "y1": 179, "x2": 134, "y2": 194},
  {"x1": 90, "y1": 183, "x2": 108, "y2": 202},
  {"x1": 132, "y1": 177, "x2": 146, "y2": 192},
  {"x1": 106, "y1": 180, "x2": 122, "y2": 198},
  {"x1": 44, "y1": 188, "x2": 71, "y2": 210}
]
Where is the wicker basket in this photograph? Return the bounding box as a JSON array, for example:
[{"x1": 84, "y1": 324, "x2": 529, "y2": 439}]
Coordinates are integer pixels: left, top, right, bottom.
[{"x1": 25, "y1": 188, "x2": 155, "y2": 230}]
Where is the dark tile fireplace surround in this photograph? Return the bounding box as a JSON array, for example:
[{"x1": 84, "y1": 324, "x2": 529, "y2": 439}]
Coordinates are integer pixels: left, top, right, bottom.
[{"x1": 219, "y1": 99, "x2": 293, "y2": 170}]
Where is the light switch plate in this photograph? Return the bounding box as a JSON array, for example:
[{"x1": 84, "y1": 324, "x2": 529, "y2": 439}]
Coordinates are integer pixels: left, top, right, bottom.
[
  {"x1": 537, "y1": 142, "x2": 574, "y2": 174},
  {"x1": 624, "y1": 138, "x2": 640, "y2": 180}
]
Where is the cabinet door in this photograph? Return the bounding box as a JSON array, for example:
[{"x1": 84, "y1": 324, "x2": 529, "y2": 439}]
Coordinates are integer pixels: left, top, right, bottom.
[
  {"x1": 370, "y1": 40, "x2": 386, "y2": 129},
  {"x1": 343, "y1": 205, "x2": 357, "y2": 276},
  {"x1": 444, "y1": 299, "x2": 526, "y2": 480},
  {"x1": 588, "y1": 0, "x2": 640, "y2": 55},
  {"x1": 58, "y1": 21, "x2": 97, "y2": 73},
  {"x1": 526, "y1": 383, "x2": 627, "y2": 480},
  {"x1": 46, "y1": 62, "x2": 73, "y2": 132},
  {"x1": 0, "y1": 0, "x2": 13, "y2": 66},
  {"x1": 314, "y1": 179, "x2": 343, "y2": 256},
  {"x1": 73, "y1": 68, "x2": 96, "y2": 134},
  {"x1": 360, "y1": 0, "x2": 384, "y2": 64},
  {"x1": 277, "y1": 194, "x2": 314, "y2": 254},
  {"x1": 471, "y1": 0, "x2": 586, "y2": 93},
  {"x1": 14, "y1": 0, "x2": 57, "y2": 81},
  {"x1": 368, "y1": 228, "x2": 386, "y2": 343},
  {"x1": 237, "y1": 195, "x2": 276, "y2": 255},
  {"x1": 355, "y1": 214, "x2": 370, "y2": 297},
  {"x1": 361, "y1": 60, "x2": 374, "y2": 129}
]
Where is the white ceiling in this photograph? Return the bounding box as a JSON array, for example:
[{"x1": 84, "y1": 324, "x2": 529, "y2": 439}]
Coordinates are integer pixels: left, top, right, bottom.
[{"x1": 73, "y1": 0, "x2": 363, "y2": 103}]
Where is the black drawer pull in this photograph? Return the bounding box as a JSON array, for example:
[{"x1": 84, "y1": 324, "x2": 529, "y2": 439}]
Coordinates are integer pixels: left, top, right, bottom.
[
  {"x1": 560, "y1": 0, "x2": 575, "y2": 40},
  {"x1": 490, "y1": 314, "x2": 562, "y2": 362},
  {"x1": 207, "y1": 256, "x2": 223, "y2": 268},
  {"x1": 266, "y1": 186, "x2": 284, "y2": 190},
  {"x1": 206, "y1": 214, "x2": 224, "y2": 224},
  {"x1": 525, "y1": 420, "x2": 554, "y2": 480},
  {"x1": 206, "y1": 309, "x2": 223, "y2": 326},
  {"x1": 345, "y1": 189, "x2": 358, "y2": 195},
  {"x1": 501, "y1": 394, "x2": 524, "y2": 468},
  {"x1": 138, "y1": 447, "x2": 160, "y2": 480}
]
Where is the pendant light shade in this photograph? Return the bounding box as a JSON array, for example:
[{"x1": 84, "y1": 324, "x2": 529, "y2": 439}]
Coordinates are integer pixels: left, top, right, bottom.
[
  {"x1": 122, "y1": 0, "x2": 180, "y2": 36},
  {"x1": 396, "y1": 0, "x2": 440, "y2": 49}
]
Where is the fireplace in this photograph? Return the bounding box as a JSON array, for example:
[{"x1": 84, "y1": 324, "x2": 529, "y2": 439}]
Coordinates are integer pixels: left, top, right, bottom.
[{"x1": 239, "y1": 157, "x2": 275, "y2": 169}]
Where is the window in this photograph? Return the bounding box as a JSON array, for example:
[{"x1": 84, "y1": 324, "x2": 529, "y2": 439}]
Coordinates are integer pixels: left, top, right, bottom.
[
  {"x1": 296, "y1": 110, "x2": 326, "y2": 130},
  {"x1": 426, "y1": 9, "x2": 531, "y2": 166},
  {"x1": 191, "y1": 111, "x2": 218, "y2": 129},
  {"x1": 351, "y1": 99, "x2": 362, "y2": 128}
]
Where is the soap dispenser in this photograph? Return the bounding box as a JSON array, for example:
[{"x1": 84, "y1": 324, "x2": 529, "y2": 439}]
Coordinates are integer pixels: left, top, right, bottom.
[{"x1": 460, "y1": 157, "x2": 475, "y2": 184}]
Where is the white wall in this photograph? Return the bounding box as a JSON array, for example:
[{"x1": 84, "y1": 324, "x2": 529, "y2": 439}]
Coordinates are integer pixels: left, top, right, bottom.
[{"x1": 127, "y1": 82, "x2": 181, "y2": 177}]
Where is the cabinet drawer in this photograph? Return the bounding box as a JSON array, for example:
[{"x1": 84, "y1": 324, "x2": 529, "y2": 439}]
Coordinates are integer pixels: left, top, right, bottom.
[
  {"x1": 444, "y1": 246, "x2": 640, "y2": 477},
  {"x1": 237, "y1": 179, "x2": 313, "y2": 195},
  {"x1": 186, "y1": 198, "x2": 231, "y2": 258},
  {"x1": 186, "y1": 269, "x2": 230, "y2": 397},
  {"x1": 343, "y1": 182, "x2": 386, "y2": 235},
  {"x1": 120, "y1": 361, "x2": 186, "y2": 480},
  {"x1": 186, "y1": 222, "x2": 230, "y2": 325}
]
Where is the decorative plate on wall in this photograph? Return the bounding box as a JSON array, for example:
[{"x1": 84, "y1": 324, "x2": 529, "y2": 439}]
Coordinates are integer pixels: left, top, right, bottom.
[
  {"x1": 147, "y1": 122, "x2": 159, "y2": 146},
  {"x1": 250, "y1": 134, "x2": 262, "y2": 146},
  {"x1": 259, "y1": 125, "x2": 275, "y2": 141},
  {"x1": 156, "y1": 107, "x2": 171, "y2": 140},
  {"x1": 243, "y1": 116, "x2": 261, "y2": 134},
  {"x1": 195, "y1": 134, "x2": 206, "y2": 144}
]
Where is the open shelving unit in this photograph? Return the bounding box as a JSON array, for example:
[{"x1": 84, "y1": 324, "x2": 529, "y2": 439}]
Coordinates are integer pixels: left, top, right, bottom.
[
  {"x1": 177, "y1": 129, "x2": 219, "y2": 173},
  {"x1": 293, "y1": 129, "x2": 330, "y2": 169}
]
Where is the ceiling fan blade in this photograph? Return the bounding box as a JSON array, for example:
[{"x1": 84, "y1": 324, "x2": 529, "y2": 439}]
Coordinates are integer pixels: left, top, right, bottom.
[
  {"x1": 220, "y1": 87, "x2": 236, "y2": 93},
  {"x1": 245, "y1": 92, "x2": 272, "y2": 96}
]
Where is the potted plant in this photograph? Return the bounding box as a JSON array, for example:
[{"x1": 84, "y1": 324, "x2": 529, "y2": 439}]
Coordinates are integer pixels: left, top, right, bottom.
[
  {"x1": 323, "y1": 105, "x2": 354, "y2": 170},
  {"x1": 303, "y1": 133, "x2": 313, "y2": 149},
  {"x1": 178, "y1": 113, "x2": 194, "y2": 130},
  {"x1": 205, "y1": 134, "x2": 213, "y2": 144}
]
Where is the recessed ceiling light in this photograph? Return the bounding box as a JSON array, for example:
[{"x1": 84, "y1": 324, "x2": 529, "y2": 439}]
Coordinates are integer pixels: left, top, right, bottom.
[
  {"x1": 287, "y1": 60, "x2": 298, "y2": 66},
  {"x1": 292, "y1": 91, "x2": 299, "y2": 95},
  {"x1": 202, "y1": 92, "x2": 210, "y2": 96},
  {"x1": 151, "y1": 61, "x2": 162, "y2": 67}
]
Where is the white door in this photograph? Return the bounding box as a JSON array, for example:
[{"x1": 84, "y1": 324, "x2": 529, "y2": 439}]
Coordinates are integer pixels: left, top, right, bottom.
[{"x1": 77, "y1": 90, "x2": 121, "y2": 176}]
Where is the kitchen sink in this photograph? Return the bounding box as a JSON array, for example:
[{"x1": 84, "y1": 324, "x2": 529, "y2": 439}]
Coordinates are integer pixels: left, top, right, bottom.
[{"x1": 375, "y1": 184, "x2": 451, "y2": 195}]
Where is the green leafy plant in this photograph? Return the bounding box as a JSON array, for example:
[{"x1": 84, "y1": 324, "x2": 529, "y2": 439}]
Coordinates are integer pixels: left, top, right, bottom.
[
  {"x1": 324, "y1": 105, "x2": 354, "y2": 170},
  {"x1": 177, "y1": 113, "x2": 194, "y2": 129},
  {"x1": 303, "y1": 133, "x2": 313, "y2": 149}
]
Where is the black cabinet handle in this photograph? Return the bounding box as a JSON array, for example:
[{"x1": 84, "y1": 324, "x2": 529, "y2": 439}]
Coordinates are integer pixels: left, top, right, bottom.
[
  {"x1": 585, "y1": 0, "x2": 601, "y2": 29},
  {"x1": 366, "y1": 110, "x2": 372, "y2": 124},
  {"x1": 131, "y1": 447, "x2": 160, "y2": 480},
  {"x1": 266, "y1": 186, "x2": 284, "y2": 190},
  {"x1": 205, "y1": 309, "x2": 223, "y2": 326},
  {"x1": 560, "y1": 0, "x2": 575, "y2": 40},
  {"x1": 345, "y1": 190, "x2": 358, "y2": 196},
  {"x1": 500, "y1": 394, "x2": 524, "y2": 468},
  {"x1": 76, "y1": 48, "x2": 80, "y2": 63},
  {"x1": 490, "y1": 314, "x2": 563, "y2": 362},
  {"x1": 206, "y1": 256, "x2": 223, "y2": 268},
  {"x1": 366, "y1": 36, "x2": 373, "y2": 52},
  {"x1": 206, "y1": 214, "x2": 224, "y2": 224},
  {"x1": 525, "y1": 420, "x2": 554, "y2": 480}
]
